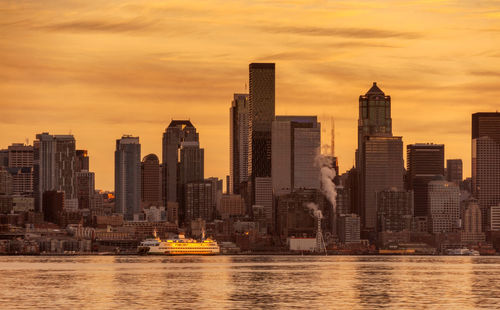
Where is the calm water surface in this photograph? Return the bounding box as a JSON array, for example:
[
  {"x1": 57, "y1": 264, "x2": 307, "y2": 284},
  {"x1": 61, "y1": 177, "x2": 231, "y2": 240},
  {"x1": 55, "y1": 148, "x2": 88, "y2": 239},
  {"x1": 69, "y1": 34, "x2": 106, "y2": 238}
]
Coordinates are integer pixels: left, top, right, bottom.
[{"x1": 0, "y1": 255, "x2": 499, "y2": 309}]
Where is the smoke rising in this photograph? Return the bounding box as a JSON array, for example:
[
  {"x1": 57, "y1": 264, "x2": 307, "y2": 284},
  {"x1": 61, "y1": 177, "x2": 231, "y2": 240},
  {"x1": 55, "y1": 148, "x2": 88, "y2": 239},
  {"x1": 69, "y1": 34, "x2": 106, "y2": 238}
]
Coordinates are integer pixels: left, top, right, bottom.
[
  {"x1": 306, "y1": 202, "x2": 323, "y2": 219},
  {"x1": 315, "y1": 155, "x2": 337, "y2": 214}
]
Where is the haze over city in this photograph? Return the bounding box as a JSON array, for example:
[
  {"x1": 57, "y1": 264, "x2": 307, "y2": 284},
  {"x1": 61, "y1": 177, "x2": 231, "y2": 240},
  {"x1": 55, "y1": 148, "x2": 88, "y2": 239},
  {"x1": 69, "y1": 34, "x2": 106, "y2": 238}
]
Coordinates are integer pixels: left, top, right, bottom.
[{"x1": 2, "y1": 0, "x2": 500, "y2": 190}]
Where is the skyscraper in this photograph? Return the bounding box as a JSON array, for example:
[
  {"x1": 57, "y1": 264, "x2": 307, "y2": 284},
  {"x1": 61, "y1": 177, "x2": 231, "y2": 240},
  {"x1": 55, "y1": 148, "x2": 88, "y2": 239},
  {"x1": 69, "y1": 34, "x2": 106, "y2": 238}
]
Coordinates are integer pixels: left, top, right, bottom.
[
  {"x1": 248, "y1": 63, "x2": 275, "y2": 205},
  {"x1": 356, "y1": 83, "x2": 402, "y2": 232},
  {"x1": 184, "y1": 181, "x2": 215, "y2": 223},
  {"x1": 361, "y1": 136, "x2": 404, "y2": 230},
  {"x1": 8, "y1": 143, "x2": 33, "y2": 167},
  {"x1": 7, "y1": 143, "x2": 34, "y2": 196},
  {"x1": 428, "y1": 178, "x2": 460, "y2": 234},
  {"x1": 272, "y1": 116, "x2": 321, "y2": 195},
  {"x1": 406, "y1": 143, "x2": 445, "y2": 217},
  {"x1": 357, "y1": 82, "x2": 392, "y2": 167},
  {"x1": 76, "y1": 170, "x2": 95, "y2": 210},
  {"x1": 34, "y1": 133, "x2": 77, "y2": 212},
  {"x1": 229, "y1": 93, "x2": 249, "y2": 194},
  {"x1": 75, "y1": 150, "x2": 89, "y2": 172},
  {"x1": 472, "y1": 112, "x2": 500, "y2": 231},
  {"x1": 446, "y1": 159, "x2": 463, "y2": 185},
  {"x1": 376, "y1": 188, "x2": 413, "y2": 232},
  {"x1": 162, "y1": 120, "x2": 204, "y2": 223},
  {"x1": 115, "y1": 135, "x2": 141, "y2": 221},
  {"x1": 141, "y1": 154, "x2": 162, "y2": 206}
]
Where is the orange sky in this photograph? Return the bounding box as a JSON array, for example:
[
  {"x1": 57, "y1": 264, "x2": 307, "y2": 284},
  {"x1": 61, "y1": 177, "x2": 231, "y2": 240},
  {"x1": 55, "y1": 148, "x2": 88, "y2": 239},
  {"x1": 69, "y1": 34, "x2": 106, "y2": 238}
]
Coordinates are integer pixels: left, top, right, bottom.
[{"x1": 1, "y1": 0, "x2": 500, "y2": 190}]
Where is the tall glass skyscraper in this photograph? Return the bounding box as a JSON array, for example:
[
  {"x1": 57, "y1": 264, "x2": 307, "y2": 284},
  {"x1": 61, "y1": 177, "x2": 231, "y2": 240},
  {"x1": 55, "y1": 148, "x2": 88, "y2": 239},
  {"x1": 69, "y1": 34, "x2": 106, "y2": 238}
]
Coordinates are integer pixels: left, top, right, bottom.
[
  {"x1": 472, "y1": 112, "x2": 500, "y2": 231},
  {"x1": 229, "y1": 93, "x2": 249, "y2": 194},
  {"x1": 248, "y1": 63, "x2": 275, "y2": 205},
  {"x1": 115, "y1": 135, "x2": 141, "y2": 221}
]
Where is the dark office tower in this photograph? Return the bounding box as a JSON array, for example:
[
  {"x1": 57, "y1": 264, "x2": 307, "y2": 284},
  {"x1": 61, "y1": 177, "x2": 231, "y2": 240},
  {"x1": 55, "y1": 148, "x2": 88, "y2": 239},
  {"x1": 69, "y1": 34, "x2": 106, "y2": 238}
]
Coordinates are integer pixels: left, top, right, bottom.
[
  {"x1": 184, "y1": 181, "x2": 215, "y2": 223},
  {"x1": 75, "y1": 150, "x2": 89, "y2": 172},
  {"x1": 472, "y1": 112, "x2": 500, "y2": 231},
  {"x1": 447, "y1": 159, "x2": 463, "y2": 185},
  {"x1": 248, "y1": 63, "x2": 275, "y2": 207},
  {"x1": 230, "y1": 93, "x2": 249, "y2": 194},
  {"x1": 76, "y1": 171, "x2": 95, "y2": 210},
  {"x1": 115, "y1": 135, "x2": 141, "y2": 221},
  {"x1": 0, "y1": 149, "x2": 8, "y2": 167},
  {"x1": 34, "y1": 133, "x2": 77, "y2": 212},
  {"x1": 141, "y1": 154, "x2": 162, "y2": 206},
  {"x1": 162, "y1": 120, "x2": 201, "y2": 204},
  {"x1": 356, "y1": 82, "x2": 392, "y2": 168},
  {"x1": 361, "y1": 136, "x2": 404, "y2": 230},
  {"x1": 248, "y1": 63, "x2": 275, "y2": 178},
  {"x1": 406, "y1": 143, "x2": 445, "y2": 217}
]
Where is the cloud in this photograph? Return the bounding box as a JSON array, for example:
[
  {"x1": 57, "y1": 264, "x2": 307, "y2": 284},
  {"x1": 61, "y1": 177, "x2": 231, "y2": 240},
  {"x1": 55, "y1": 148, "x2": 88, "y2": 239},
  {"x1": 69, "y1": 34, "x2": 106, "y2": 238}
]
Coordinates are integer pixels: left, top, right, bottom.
[
  {"x1": 259, "y1": 25, "x2": 422, "y2": 39},
  {"x1": 37, "y1": 18, "x2": 157, "y2": 33}
]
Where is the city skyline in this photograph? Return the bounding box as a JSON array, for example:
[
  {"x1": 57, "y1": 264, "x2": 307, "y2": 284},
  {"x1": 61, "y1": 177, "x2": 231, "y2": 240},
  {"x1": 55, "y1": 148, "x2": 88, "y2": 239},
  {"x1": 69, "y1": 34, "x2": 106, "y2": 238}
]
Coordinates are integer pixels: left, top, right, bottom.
[{"x1": 2, "y1": 1, "x2": 500, "y2": 190}]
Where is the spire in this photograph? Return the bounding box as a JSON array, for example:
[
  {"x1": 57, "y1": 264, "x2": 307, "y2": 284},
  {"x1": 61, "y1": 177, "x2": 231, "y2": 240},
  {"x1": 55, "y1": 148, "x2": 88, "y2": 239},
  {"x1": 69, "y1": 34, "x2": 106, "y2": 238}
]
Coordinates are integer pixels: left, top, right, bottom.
[{"x1": 366, "y1": 82, "x2": 385, "y2": 95}]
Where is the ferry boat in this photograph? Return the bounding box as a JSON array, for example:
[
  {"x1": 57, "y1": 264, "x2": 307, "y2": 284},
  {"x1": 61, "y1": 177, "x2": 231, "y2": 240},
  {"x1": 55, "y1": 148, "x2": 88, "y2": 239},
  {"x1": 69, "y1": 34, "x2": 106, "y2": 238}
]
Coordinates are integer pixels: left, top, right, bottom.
[
  {"x1": 446, "y1": 248, "x2": 480, "y2": 256},
  {"x1": 138, "y1": 231, "x2": 220, "y2": 255}
]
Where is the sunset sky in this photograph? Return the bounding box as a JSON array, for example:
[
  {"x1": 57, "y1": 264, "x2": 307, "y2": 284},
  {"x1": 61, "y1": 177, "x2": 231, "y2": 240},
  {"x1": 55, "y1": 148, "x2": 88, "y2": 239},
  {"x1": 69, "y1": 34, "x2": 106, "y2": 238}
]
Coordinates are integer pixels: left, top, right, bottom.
[{"x1": 1, "y1": 0, "x2": 500, "y2": 190}]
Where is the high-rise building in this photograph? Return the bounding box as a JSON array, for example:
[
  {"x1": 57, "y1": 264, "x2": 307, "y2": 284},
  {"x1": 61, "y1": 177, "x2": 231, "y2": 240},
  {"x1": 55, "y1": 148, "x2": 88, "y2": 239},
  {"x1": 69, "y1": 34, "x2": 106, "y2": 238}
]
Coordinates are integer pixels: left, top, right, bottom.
[
  {"x1": 356, "y1": 82, "x2": 392, "y2": 168},
  {"x1": 338, "y1": 214, "x2": 361, "y2": 244},
  {"x1": 162, "y1": 120, "x2": 204, "y2": 220},
  {"x1": 115, "y1": 135, "x2": 141, "y2": 221},
  {"x1": 248, "y1": 63, "x2": 275, "y2": 205},
  {"x1": 472, "y1": 112, "x2": 500, "y2": 231},
  {"x1": 34, "y1": 133, "x2": 77, "y2": 212},
  {"x1": 446, "y1": 159, "x2": 463, "y2": 185},
  {"x1": 461, "y1": 198, "x2": 485, "y2": 244},
  {"x1": 0, "y1": 149, "x2": 8, "y2": 167},
  {"x1": 428, "y1": 178, "x2": 460, "y2": 234},
  {"x1": 76, "y1": 171, "x2": 95, "y2": 210},
  {"x1": 42, "y1": 190, "x2": 64, "y2": 224},
  {"x1": 490, "y1": 204, "x2": 500, "y2": 231},
  {"x1": 184, "y1": 181, "x2": 215, "y2": 223},
  {"x1": 254, "y1": 177, "x2": 273, "y2": 231},
  {"x1": 356, "y1": 83, "x2": 403, "y2": 232},
  {"x1": 229, "y1": 93, "x2": 249, "y2": 194},
  {"x1": 272, "y1": 116, "x2": 321, "y2": 195},
  {"x1": 376, "y1": 189, "x2": 413, "y2": 232},
  {"x1": 361, "y1": 136, "x2": 404, "y2": 230},
  {"x1": 141, "y1": 154, "x2": 162, "y2": 206},
  {"x1": 406, "y1": 143, "x2": 445, "y2": 217},
  {"x1": 218, "y1": 194, "x2": 246, "y2": 219},
  {"x1": 0, "y1": 168, "x2": 13, "y2": 195},
  {"x1": 8, "y1": 143, "x2": 33, "y2": 167},
  {"x1": 76, "y1": 150, "x2": 89, "y2": 172}
]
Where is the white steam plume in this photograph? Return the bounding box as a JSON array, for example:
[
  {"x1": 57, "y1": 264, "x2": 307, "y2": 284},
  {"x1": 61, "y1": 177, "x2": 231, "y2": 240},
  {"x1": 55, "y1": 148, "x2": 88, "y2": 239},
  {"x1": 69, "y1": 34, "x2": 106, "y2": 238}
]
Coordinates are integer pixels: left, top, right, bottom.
[
  {"x1": 306, "y1": 202, "x2": 323, "y2": 219},
  {"x1": 315, "y1": 155, "x2": 337, "y2": 214}
]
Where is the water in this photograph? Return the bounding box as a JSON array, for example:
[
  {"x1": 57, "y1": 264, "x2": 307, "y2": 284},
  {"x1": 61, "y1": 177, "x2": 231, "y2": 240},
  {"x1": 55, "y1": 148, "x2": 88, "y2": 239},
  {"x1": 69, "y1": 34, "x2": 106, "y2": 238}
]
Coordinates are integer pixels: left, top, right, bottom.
[{"x1": 0, "y1": 255, "x2": 499, "y2": 309}]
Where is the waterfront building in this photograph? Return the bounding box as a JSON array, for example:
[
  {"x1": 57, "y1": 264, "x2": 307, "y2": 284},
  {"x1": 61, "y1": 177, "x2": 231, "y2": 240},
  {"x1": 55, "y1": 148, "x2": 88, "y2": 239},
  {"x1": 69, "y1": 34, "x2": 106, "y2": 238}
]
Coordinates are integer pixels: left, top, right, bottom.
[
  {"x1": 229, "y1": 93, "x2": 249, "y2": 194},
  {"x1": 338, "y1": 214, "x2": 361, "y2": 244},
  {"x1": 428, "y1": 178, "x2": 460, "y2": 234},
  {"x1": 461, "y1": 198, "x2": 485, "y2": 244},
  {"x1": 114, "y1": 135, "x2": 141, "y2": 221},
  {"x1": 141, "y1": 154, "x2": 162, "y2": 206},
  {"x1": 446, "y1": 159, "x2": 463, "y2": 185},
  {"x1": 376, "y1": 188, "x2": 413, "y2": 232},
  {"x1": 472, "y1": 112, "x2": 500, "y2": 231},
  {"x1": 248, "y1": 63, "x2": 275, "y2": 205},
  {"x1": 490, "y1": 204, "x2": 500, "y2": 231},
  {"x1": 271, "y1": 116, "x2": 320, "y2": 195},
  {"x1": 406, "y1": 143, "x2": 445, "y2": 217}
]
